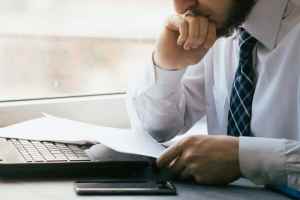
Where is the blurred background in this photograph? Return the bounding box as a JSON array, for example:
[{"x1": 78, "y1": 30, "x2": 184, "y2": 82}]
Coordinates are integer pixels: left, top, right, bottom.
[{"x1": 0, "y1": 0, "x2": 172, "y2": 101}]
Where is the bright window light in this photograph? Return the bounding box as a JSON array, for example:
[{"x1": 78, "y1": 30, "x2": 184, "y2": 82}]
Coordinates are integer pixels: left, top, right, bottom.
[{"x1": 0, "y1": 0, "x2": 172, "y2": 101}]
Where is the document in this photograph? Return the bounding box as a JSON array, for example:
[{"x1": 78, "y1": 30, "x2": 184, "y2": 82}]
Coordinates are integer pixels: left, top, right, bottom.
[{"x1": 0, "y1": 115, "x2": 166, "y2": 158}]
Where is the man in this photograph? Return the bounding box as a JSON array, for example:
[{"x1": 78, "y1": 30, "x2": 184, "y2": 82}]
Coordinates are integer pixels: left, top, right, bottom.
[{"x1": 128, "y1": 0, "x2": 300, "y2": 192}]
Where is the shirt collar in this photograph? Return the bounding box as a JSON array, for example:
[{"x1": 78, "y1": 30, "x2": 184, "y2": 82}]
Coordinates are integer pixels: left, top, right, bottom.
[{"x1": 242, "y1": 0, "x2": 289, "y2": 50}]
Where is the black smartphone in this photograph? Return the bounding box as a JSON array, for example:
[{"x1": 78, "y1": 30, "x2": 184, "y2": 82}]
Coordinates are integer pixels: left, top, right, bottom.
[{"x1": 74, "y1": 179, "x2": 177, "y2": 195}]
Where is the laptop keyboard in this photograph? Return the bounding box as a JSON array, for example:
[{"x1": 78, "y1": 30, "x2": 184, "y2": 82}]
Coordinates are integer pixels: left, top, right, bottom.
[{"x1": 8, "y1": 138, "x2": 91, "y2": 163}]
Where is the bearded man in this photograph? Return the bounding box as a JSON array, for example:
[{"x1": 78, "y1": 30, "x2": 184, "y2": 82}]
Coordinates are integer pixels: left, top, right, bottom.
[{"x1": 128, "y1": 0, "x2": 300, "y2": 196}]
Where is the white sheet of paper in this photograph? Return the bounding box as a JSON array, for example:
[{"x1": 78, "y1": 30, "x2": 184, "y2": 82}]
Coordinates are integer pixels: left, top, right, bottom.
[{"x1": 0, "y1": 115, "x2": 165, "y2": 158}]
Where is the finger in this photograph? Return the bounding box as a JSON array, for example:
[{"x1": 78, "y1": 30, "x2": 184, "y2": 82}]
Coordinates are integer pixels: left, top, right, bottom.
[
  {"x1": 165, "y1": 15, "x2": 189, "y2": 47},
  {"x1": 203, "y1": 22, "x2": 217, "y2": 49},
  {"x1": 157, "y1": 143, "x2": 183, "y2": 168},
  {"x1": 180, "y1": 167, "x2": 192, "y2": 180},
  {"x1": 177, "y1": 20, "x2": 188, "y2": 46},
  {"x1": 184, "y1": 16, "x2": 199, "y2": 50},
  {"x1": 194, "y1": 175, "x2": 205, "y2": 184},
  {"x1": 165, "y1": 15, "x2": 185, "y2": 32},
  {"x1": 169, "y1": 156, "x2": 186, "y2": 175},
  {"x1": 198, "y1": 17, "x2": 209, "y2": 46}
]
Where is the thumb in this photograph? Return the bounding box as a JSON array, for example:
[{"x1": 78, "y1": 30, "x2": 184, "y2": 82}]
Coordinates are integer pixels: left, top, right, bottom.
[
  {"x1": 165, "y1": 15, "x2": 188, "y2": 46},
  {"x1": 165, "y1": 15, "x2": 185, "y2": 32}
]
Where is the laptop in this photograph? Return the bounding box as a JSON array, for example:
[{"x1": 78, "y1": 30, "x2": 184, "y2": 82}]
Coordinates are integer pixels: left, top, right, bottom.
[{"x1": 0, "y1": 137, "x2": 154, "y2": 179}]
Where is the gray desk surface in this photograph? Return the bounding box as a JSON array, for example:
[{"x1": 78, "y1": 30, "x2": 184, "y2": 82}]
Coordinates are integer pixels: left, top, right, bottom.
[{"x1": 0, "y1": 179, "x2": 292, "y2": 200}]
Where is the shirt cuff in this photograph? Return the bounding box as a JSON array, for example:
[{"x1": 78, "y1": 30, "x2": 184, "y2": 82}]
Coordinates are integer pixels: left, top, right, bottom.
[
  {"x1": 155, "y1": 66, "x2": 186, "y2": 85},
  {"x1": 152, "y1": 51, "x2": 186, "y2": 85},
  {"x1": 144, "y1": 61, "x2": 186, "y2": 99},
  {"x1": 239, "y1": 137, "x2": 287, "y2": 186}
]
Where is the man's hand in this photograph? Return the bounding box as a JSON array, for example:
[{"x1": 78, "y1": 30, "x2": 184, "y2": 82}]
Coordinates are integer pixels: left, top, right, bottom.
[
  {"x1": 154, "y1": 14, "x2": 217, "y2": 70},
  {"x1": 157, "y1": 135, "x2": 241, "y2": 185}
]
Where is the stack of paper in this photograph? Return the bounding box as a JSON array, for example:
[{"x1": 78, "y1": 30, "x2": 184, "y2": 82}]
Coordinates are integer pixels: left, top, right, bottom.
[{"x1": 0, "y1": 114, "x2": 165, "y2": 158}]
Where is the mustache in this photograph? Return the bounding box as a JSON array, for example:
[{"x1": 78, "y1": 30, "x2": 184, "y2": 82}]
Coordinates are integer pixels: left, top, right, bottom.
[{"x1": 184, "y1": 9, "x2": 202, "y2": 17}]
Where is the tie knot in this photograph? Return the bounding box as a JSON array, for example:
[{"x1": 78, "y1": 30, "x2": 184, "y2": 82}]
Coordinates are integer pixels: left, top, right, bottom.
[{"x1": 239, "y1": 29, "x2": 257, "y2": 49}]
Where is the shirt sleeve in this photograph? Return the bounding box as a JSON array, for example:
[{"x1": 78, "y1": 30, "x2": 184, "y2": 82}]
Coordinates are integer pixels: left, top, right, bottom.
[
  {"x1": 127, "y1": 55, "x2": 207, "y2": 142},
  {"x1": 239, "y1": 137, "x2": 300, "y2": 191}
]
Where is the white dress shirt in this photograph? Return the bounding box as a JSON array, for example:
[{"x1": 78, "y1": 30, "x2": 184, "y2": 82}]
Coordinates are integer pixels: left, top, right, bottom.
[{"x1": 127, "y1": 0, "x2": 300, "y2": 190}]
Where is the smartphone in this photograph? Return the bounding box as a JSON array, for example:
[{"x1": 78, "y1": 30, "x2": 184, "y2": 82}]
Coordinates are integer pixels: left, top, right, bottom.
[{"x1": 74, "y1": 179, "x2": 177, "y2": 195}]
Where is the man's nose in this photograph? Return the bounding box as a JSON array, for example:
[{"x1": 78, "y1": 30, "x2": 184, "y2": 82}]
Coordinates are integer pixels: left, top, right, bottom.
[{"x1": 174, "y1": 0, "x2": 197, "y2": 14}]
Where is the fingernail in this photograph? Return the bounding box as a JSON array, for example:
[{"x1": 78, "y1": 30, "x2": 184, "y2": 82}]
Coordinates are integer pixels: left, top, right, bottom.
[
  {"x1": 184, "y1": 43, "x2": 191, "y2": 50},
  {"x1": 185, "y1": 46, "x2": 191, "y2": 50}
]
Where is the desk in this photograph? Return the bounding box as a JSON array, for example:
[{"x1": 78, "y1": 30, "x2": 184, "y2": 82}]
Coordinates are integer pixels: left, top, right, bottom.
[
  {"x1": 0, "y1": 179, "x2": 291, "y2": 200},
  {"x1": 0, "y1": 144, "x2": 293, "y2": 200}
]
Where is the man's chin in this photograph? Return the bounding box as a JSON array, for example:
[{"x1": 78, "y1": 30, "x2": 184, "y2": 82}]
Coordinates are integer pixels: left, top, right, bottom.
[{"x1": 216, "y1": 27, "x2": 235, "y2": 38}]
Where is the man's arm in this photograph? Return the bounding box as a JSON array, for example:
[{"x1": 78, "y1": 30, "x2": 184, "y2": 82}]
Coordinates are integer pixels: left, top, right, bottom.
[
  {"x1": 127, "y1": 14, "x2": 216, "y2": 142},
  {"x1": 156, "y1": 135, "x2": 300, "y2": 189},
  {"x1": 239, "y1": 137, "x2": 300, "y2": 190},
  {"x1": 127, "y1": 58, "x2": 207, "y2": 142}
]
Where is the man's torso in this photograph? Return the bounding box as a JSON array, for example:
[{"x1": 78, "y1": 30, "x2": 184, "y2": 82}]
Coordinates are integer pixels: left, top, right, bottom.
[{"x1": 201, "y1": 1, "x2": 300, "y2": 140}]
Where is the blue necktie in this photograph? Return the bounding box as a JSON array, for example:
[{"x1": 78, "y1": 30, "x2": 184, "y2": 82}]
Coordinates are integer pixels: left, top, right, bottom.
[{"x1": 227, "y1": 29, "x2": 257, "y2": 137}]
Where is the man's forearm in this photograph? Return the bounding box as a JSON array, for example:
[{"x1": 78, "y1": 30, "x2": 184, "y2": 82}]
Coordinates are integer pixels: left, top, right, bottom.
[
  {"x1": 239, "y1": 137, "x2": 300, "y2": 190},
  {"x1": 127, "y1": 58, "x2": 187, "y2": 142}
]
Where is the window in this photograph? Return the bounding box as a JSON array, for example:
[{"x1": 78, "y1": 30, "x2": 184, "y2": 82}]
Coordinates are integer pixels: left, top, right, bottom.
[
  {"x1": 0, "y1": 0, "x2": 172, "y2": 101},
  {"x1": 0, "y1": 1, "x2": 207, "y2": 131}
]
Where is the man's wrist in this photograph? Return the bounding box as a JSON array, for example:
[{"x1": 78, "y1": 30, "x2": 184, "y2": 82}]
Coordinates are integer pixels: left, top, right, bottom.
[
  {"x1": 152, "y1": 51, "x2": 175, "y2": 71},
  {"x1": 230, "y1": 136, "x2": 242, "y2": 178},
  {"x1": 152, "y1": 51, "x2": 160, "y2": 68},
  {"x1": 239, "y1": 137, "x2": 286, "y2": 186},
  {"x1": 152, "y1": 51, "x2": 170, "y2": 70},
  {"x1": 152, "y1": 51, "x2": 186, "y2": 71}
]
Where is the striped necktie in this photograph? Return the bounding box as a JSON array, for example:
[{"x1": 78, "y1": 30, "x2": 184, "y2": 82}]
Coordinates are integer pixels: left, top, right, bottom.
[{"x1": 227, "y1": 29, "x2": 257, "y2": 137}]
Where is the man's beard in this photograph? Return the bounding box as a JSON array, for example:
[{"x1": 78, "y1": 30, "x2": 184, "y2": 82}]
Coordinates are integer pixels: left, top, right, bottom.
[
  {"x1": 217, "y1": 0, "x2": 257, "y2": 37},
  {"x1": 189, "y1": 0, "x2": 256, "y2": 37}
]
